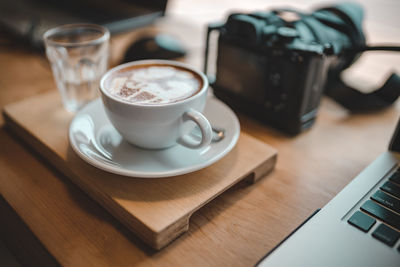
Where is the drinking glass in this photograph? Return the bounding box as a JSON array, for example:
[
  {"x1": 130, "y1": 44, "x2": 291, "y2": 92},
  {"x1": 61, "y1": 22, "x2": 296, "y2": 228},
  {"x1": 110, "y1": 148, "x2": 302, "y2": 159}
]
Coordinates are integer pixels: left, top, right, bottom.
[{"x1": 43, "y1": 24, "x2": 110, "y2": 112}]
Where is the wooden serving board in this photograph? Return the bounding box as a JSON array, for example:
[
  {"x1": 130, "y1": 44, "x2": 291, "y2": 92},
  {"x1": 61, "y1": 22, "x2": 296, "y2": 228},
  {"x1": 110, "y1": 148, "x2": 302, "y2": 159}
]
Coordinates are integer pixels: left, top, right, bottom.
[{"x1": 3, "y1": 91, "x2": 277, "y2": 249}]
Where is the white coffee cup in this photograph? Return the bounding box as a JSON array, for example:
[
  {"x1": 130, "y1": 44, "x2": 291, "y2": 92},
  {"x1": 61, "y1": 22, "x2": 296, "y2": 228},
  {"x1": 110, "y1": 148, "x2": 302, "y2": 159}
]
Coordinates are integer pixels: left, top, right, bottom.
[{"x1": 99, "y1": 60, "x2": 212, "y2": 150}]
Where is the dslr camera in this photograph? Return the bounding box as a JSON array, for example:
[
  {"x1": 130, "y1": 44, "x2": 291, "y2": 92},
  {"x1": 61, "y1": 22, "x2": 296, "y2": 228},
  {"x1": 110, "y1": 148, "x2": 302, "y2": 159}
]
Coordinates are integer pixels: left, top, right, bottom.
[{"x1": 204, "y1": 3, "x2": 369, "y2": 134}]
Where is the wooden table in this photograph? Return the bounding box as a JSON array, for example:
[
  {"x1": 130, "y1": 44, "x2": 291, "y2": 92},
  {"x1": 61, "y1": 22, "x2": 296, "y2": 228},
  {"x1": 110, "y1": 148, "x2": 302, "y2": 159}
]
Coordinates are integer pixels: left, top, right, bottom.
[{"x1": 1, "y1": 0, "x2": 399, "y2": 266}]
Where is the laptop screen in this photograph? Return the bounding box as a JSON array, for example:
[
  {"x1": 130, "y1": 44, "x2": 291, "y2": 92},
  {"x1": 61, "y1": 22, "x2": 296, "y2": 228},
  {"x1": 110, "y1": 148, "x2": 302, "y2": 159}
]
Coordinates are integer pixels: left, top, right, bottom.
[
  {"x1": 33, "y1": 0, "x2": 168, "y2": 23},
  {"x1": 389, "y1": 116, "x2": 400, "y2": 152},
  {"x1": 0, "y1": 0, "x2": 168, "y2": 48}
]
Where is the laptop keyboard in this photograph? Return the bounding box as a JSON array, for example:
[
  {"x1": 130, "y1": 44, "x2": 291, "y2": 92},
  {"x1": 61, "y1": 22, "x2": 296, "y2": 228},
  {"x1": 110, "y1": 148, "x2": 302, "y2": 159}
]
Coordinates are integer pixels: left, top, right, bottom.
[{"x1": 348, "y1": 167, "x2": 400, "y2": 252}]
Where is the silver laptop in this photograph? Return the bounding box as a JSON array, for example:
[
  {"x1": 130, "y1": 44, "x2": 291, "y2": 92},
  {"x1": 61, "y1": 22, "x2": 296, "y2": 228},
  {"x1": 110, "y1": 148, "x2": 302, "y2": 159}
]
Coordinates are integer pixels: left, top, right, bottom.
[{"x1": 257, "y1": 118, "x2": 400, "y2": 267}]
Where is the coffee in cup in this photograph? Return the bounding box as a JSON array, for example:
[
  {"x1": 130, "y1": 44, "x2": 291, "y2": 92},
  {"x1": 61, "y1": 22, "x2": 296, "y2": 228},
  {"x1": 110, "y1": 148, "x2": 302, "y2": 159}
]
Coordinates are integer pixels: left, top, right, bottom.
[
  {"x1": 100, "y1": 60, "x2": 212, "y2": 150},
  {"x1": 105, "y1": 64, "x2": 202, "y2": 105}
]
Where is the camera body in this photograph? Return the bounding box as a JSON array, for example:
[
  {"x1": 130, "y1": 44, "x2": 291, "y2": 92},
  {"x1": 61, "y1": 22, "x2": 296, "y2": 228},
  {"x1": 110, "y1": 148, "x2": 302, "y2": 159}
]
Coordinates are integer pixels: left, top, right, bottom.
[{"x1": 205, "y1": 5, "x2": 364, "y2": 134}]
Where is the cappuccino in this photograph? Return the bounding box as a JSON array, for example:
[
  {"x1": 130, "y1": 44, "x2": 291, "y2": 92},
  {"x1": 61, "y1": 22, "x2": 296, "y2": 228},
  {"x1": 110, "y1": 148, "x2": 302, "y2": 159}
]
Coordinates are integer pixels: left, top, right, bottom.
[
  {"x1": 100, "y1": 60, "x2": 211, "y2": 149},
  {"x1": 106, "y1": 64, "x2": 202, "y2": 104}
]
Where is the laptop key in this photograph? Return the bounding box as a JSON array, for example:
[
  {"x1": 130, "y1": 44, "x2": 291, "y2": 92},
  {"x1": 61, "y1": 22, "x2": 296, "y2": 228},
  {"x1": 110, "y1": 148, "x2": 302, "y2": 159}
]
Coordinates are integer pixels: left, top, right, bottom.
[
  {"x1": 380, "y1": 181, "x2": 400, "y2": 198},
  {"x1": 348, "y1": 211, "x2": 376, "y2": 232},
  {"x1": 371, "y1": 190, "x2": 400, "y2": 213},
  {"x1": 372, "y1": 224, "x2": 400, "y2": 247},
  {"x1": 389, "y1": 171, "x2": 400, "y2": 185},
  {"x1": 360, "y1": 200, "x2": 400, "y2": 231}
]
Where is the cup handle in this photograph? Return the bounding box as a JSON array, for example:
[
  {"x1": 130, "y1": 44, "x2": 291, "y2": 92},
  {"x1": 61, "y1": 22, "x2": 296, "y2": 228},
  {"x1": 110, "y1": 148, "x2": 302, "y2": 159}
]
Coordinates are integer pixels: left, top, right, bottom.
[{"x1": 178, "y1": 109, "x2": 212, "y2": 149}]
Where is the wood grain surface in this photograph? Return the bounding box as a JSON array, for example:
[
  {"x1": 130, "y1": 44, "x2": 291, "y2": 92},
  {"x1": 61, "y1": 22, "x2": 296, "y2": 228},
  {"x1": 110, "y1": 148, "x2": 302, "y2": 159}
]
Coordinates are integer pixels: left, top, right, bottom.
[
  {"x1": 0, "y1": 0, "x2": 400, "y2": 266},
  {"x1": 3, "y1": 91, "x2": 277, "y2": 249}
]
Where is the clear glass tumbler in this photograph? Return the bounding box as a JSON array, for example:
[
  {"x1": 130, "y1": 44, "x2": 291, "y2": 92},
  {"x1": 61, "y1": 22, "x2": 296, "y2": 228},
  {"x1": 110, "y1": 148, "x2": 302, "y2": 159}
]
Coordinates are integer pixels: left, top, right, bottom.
[{"x1": 43, "y1": 24, "x2": 110, "y2": 112}]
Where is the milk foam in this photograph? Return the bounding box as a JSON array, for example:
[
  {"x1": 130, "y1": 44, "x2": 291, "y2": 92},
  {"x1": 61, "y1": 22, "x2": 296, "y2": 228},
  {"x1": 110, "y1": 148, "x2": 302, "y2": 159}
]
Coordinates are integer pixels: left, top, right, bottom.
[{"x1": 107, "y1": 66, "x2": 200, "y2": 104}]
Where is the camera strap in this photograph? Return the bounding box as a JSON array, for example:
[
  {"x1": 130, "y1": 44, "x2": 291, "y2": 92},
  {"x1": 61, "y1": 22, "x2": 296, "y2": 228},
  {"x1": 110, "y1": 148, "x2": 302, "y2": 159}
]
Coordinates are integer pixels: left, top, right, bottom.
[
  {"x1": 325, "y1": 72, "x2": 400, "y2": 112},
  {"x1": 312, "y1": 4, "x2": 400, "y2": 112}
]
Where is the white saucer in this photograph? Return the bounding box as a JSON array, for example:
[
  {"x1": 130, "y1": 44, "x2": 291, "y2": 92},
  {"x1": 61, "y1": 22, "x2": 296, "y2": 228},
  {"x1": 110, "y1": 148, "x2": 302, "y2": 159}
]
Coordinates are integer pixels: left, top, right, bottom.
[{"x1": 69, "y1": 97, "x2": 240, "y2": 178}]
